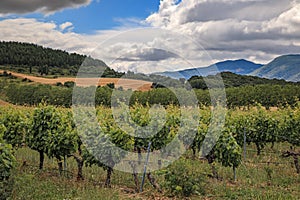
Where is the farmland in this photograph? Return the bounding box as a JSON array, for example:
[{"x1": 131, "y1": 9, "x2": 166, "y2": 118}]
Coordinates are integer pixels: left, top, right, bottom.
[
  {"x1": 0, "y1": 63, "x2": 299, "y2": 199},
  {"x1": 0, "y1": 43, "x2": 299, "y2": 199},
  {"x1": 0, "y1": 104, "x2": 299, "y2": 199},
  {"x1": 0, "y1": 70, "x2": 153, "y2": 91},
  {"x1": 1, "y1": 2, "x2": 300, "y2": 200}
]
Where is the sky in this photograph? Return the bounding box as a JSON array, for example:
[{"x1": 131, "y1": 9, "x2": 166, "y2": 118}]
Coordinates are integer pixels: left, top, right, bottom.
[{"x1": 0, "y1": 0, "x2": 300, "y2": 73}]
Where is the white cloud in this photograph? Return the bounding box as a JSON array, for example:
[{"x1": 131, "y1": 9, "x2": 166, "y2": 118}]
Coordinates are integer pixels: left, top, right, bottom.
[
  {"x1": 113, "y1": 17, "x2": 147, "y2": 29},
  {"x1": 59, "y1": 21, "x2": 74, "y2": 31},
  {"x1": 0, "y1": 18, "x2": 95, "y2": 55},
  {"x1": 0, "y1": 18, "x2": 191, "y2": 74},
  {"x1": 145, "y1": 0, "x2": 300, "y2": 67},
  {"x1": 0, "y1": 0, "x2": 92, "y2": 15},
  {"x1": 86, "y1": 28, "x2": 209, "y2": 73}
]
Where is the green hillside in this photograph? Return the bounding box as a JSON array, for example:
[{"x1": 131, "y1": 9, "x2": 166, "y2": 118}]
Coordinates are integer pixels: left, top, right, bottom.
[
  {"x1": 251, "y1": 55, "x2": 300, "y2": 82},
  {"x1": 0, "y1": 41, "x2": 124, "y2": 77},
  {"x1": 188, "y1": 72, "x2": 300, "y2": 89}
]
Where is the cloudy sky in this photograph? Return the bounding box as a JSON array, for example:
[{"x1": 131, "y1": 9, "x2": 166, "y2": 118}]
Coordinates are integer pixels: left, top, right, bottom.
[{"x1": 0, "y1": 0, "x2": 299, "y2": 73}]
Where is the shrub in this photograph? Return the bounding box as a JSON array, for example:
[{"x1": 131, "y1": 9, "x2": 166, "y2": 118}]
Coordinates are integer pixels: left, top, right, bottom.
[
  {"x1": 56, "y1": 82, "x2": 63, "y2": 87},
  {"x1": 162, "y1": 158, "x2": 205, "y2": 197},
  {"x1": 64, "y1": 81, "x2": 75, "y2": 88}
]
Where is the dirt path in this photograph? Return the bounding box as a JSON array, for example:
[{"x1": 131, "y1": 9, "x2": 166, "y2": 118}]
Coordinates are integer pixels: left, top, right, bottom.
[
  {"x1": 0, "y1": 99, "x2": 11, "y2": 106},
  {"x1": 0, "y1": 70, "x2": 152, "y2": 91}
]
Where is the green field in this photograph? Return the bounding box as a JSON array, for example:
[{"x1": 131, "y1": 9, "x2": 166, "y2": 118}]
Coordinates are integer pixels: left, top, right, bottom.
[{"x1": 0, "y1": 105, "x2": 299, "y2": 199}]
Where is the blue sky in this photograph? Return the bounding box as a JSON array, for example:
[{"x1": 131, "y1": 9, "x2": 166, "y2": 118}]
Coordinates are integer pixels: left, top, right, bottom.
[
  {"x1": 0, "y1": 0, "x2": 299, "y2": 73},
  {"x1": 4, "y1": 0, "x2": 161, "y2": 33}
]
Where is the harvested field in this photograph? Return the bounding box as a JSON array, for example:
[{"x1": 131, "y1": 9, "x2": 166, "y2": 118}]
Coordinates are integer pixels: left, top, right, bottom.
[{"x1": 0, "y1": 70, "x2": 152, "y2": 91}]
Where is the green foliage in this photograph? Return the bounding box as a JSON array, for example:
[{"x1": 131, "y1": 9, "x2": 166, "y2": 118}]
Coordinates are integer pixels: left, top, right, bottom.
[
  {"x1": 162, "y1": 158, "x2": 205, "y2": 197},
  {"x1": 281, "y1": 109, "x2": 300, "y2": 147},
  {"x1": 5, "y1": 83, "x2": 73, "y2": 107},
  {"x1": 0, "y1": 103, "x2": 299, "y2": 192},
  {"x1": 75, "y1": 107, "x2": 134, "y2": 186},
  {"x1": 0, "y1": 124, "x2": 16, "y2": 200},
  {"x1": 0, "y1": 142, "x2": 15, "y2": 179},
  {"x1": 190, "y1": 107, "x2": 242, "y2": 170},
  {"x1": 0, "y1": 108, "x2": 27, "y2": 148},
  {"x1": 214, "y1": 128, "x2": 242, "y2": 168},
  {"x1": 190, "y1": 108, "x2": 211, "y2": 155},
  {"x1": 26, "y1": 104, "x2": 78, "y2": 171},
  {"x1": 226, "y1": 85, "x2": 300, "y2": 109},
  {"x1": 46, "y1": 110, "x2": 77, "y2": 160},
  {"x1": 2, "y1": 74, "x2": 300, "y2": 109},
  {"x1": 0, "y1": 41, "x2": 85, "y2": 69},
  {"x1": 227, "y1": 107, "x2": 280, "y2": 155},
  {"x1": 189, "y1": 72, "x2": 299, "y2": 89},
  {"x1": 248, "y1": 109, "x2": 278, "y2": 154},
  {"x1": 27, "y1": 105, "x2": 59, "y2": 154},
  {"x1": 63, "y1": 81, "x2": 75, "y2": 88},
  {"x1": 128, "y1": 103, "x2": 179, "y2": 151}
]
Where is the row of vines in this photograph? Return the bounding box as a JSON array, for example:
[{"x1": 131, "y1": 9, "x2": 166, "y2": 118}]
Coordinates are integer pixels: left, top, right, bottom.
[{"x1": 0, "y1": 104, "x2": 299, "y2": 198}]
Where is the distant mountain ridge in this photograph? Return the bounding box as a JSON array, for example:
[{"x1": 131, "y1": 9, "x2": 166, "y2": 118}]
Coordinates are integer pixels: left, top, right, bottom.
[
  {"x1": 155, "y1": 59, "x2": 263, "y2": 80},
  {"x1": 251, "y1": 55, "x2": 300, "y2": 82},
  {"x1": 155, "y1": 55, "x2": 300, "y2": 82}
]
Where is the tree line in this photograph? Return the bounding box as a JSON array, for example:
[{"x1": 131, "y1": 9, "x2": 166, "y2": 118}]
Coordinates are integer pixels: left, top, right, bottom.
[
  {"x1": 1, "y1": 80, "x2": 299, "y2": 109},
  {"x1": 188, "y1": 72, "x2": 300, "y2": 89}
]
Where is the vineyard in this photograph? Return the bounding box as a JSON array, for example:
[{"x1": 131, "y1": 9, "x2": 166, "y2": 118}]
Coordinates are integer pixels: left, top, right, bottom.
[{"x1": 0, "y1": 104, "x2": 299, "y2": 199}]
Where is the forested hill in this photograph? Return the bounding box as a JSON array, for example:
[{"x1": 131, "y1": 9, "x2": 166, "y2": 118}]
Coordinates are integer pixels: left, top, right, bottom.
[
  {"x1": 0, "y1": 41, "x2": 124, "y2": 77},
  {"x1": 188, "y1": 72, "x2": 300, "y2": 89}
]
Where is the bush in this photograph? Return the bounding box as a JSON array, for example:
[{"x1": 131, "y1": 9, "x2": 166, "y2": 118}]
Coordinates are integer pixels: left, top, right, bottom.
[
  {"x1": 64, "y1": 81, "x2": 75, "y2": 88},
  {"x1": 56, "y1": 82, "x2": 63, "y2": 87},
  {"x1": 0, "y1": 125, "x2": 16, "y2": 200},
  {"x1": 162, "y1": 158, "x2": 205, "y2": 197}
]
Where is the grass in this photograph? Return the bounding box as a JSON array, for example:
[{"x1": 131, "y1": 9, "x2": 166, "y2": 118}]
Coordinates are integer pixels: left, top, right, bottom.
[
  {"x1": 200, "y1": 143, "x2": 300, "y2": 199},
  {"x1": 8, "y1": 143, "x2": 299, "y2": 200},
  {"x1": 11, "y1": 172, "x2": 121, "y2": 200},
  {"x1": 0, "y1": 65, "x2": 74, "y2": 78},
  {"x1": 11, "y1": 162, "x2": 119, "y2": 199}
]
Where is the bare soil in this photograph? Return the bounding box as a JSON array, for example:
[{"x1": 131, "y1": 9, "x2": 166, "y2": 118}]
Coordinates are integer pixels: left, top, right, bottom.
[{"x1": 0, "y1": 70, "x2": 152, "y2": 91}]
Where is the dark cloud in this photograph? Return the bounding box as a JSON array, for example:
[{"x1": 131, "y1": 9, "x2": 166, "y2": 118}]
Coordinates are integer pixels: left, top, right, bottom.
[
  {"x1": 117, "y1": 48, "x2": 179, "y2": 62},
  {"x1": 0, "y1": 0, "x2": 91, "y2": 14},
  {"x1": 181, "y1": 0, "x2": 293, "y2": 24},
  {"x1": 146, "y1": 0, "x2": 300, "y2": 66},
  {"x1": 204, "y1": 42, "x2": 300, "y2": 56}
]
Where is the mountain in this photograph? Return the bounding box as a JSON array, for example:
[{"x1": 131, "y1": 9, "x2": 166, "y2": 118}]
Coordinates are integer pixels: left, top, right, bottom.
[
  {"x1": 251, "y1": 55, "x2": 300, "y2": 82},
  {"x1": 155, "y1": 59, "x2": 263, "y2": 79}
]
